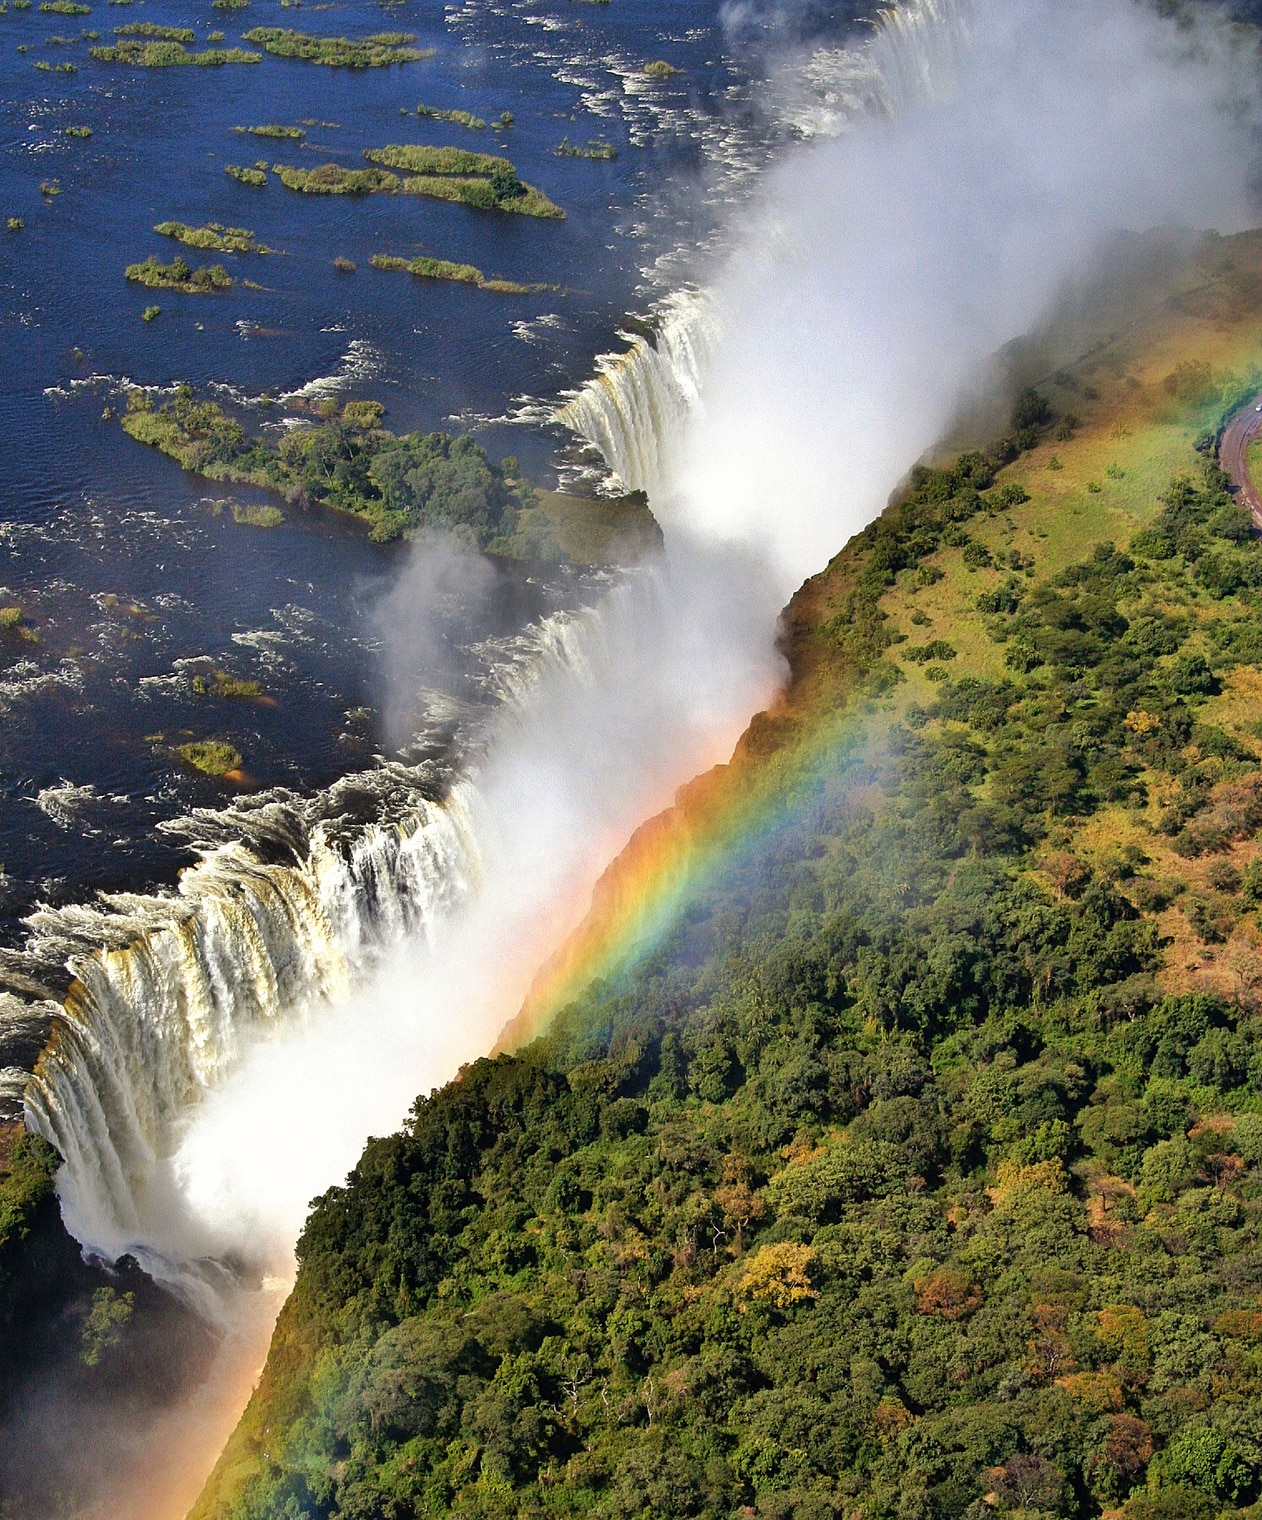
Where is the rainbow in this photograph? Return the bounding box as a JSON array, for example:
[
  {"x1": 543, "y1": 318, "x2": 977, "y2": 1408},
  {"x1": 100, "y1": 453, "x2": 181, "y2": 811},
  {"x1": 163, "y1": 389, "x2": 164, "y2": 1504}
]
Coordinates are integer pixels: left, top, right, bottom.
[{"x1": 496, "y1": 688, "x2": 867, "y2": 1052}]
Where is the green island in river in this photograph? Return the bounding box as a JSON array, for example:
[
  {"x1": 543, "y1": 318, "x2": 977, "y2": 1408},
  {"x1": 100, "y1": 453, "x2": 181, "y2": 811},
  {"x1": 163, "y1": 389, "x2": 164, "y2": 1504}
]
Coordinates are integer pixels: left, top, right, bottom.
[
  {"x1": 370, "y1": 252, "x2": 550, "y2": 295},
  {"x1": 124, "y1": 255, "x2": 232, "y2": 291},
  {"x1": 265, "y1": 146, "x2": 564, "y2": 218},
  {"x1": 118, "y1": 387, "x2": 658, "y2": 560},
  {"x1": 154, "y1": 221, "x2": 277, "y2": 254},
  {"x1": 184, "y1": 230, "x2": 1262, "y2": 1520},
  {"x1": 241, "y1": 27, "x2": 433, "y2": 67},
  {"x1": 89, "y1": 37, "x2": 260, "y2": 65}
]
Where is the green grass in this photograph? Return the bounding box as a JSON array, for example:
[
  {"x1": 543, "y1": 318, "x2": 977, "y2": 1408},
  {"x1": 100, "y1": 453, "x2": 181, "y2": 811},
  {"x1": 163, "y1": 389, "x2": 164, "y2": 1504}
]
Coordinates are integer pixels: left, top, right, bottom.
[
  {"x1": 643, "y1": 57, "x2": 681, "y2": 76},
  {"x1": 40, "y1": 2, "x2": 89, "y2": 13},
  {"x1": 270, "y1": 162, "x2": 398, "y2": 195},
  {"x1": 240, "y1": 26, "x2": 433, "y2": 66},
  {"x1": 112, "y1": 20, "x2": 191, "y2": 38},
  {"x1": 236, "y1": 123, "x2": 304, "y2": 139},
  {"x1": 370, "y1": 250, "x2": 545, "y2": 295},
  {"x1": 555, "y1": 136, "x2": 617, "y2": 160},
  {"x1": 154, "y1": 221, "x2": 275, "y2": 254},
  {"x1": 125, "y1": 256, "x2": 231, "y2": 291},
  {"x1": 365, "y1": 143, "x2": 512, "y2": 176},
  {"x1": 225, "y1": 164, "x2": 267, "y2": 187},
  {"x1": 65, "y1": 125, "x2": 92, "y2": 138},
  {"x1": 0, "y1": 607, "x2": 24, "y2": 630},
  {"x1": 142, "y1": 304, "x2": 159, "y2": 321},
  {"x1": 175, "y1": 740, "x2": 242, "y2": 776},
  {"x1": 415, "y1": 103, "x2": 484, "y2": 128},
  {"x1": 231, "y1": 503, "x2": 282, "y2": 527},
  {"x1": 90, "y1": 39, "x2": 259, "y2": 64},
  {"x1": 362, "y1": 144, "x2": 564, "y2": 218}
]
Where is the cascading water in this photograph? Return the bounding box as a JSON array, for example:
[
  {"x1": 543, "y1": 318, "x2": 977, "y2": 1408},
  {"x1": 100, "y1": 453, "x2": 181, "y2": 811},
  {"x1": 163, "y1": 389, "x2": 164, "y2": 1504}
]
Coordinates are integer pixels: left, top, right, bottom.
[
  {"x1": 23, "y1": 779, "x2": 478, "y2": 1269},
  {"x1": 553, "y1": 0, "x2": 973, "y2": 498},
  {"x1": 554, "y1": 289, "x2": 720, "y2": 498},
  {"x1": 0, "y1": 605, "x2": 603, "y2": 1280}
]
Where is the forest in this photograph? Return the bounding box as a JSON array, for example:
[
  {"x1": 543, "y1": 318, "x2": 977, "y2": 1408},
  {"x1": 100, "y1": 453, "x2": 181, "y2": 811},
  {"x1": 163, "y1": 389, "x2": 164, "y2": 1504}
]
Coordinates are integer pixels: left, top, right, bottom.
[
  {"x1": 191, "y1": 363, "x2": 1262, "y2": 1520},
  {"x1": 119, "y1": 390, "x2": 523, "y2": 546}
]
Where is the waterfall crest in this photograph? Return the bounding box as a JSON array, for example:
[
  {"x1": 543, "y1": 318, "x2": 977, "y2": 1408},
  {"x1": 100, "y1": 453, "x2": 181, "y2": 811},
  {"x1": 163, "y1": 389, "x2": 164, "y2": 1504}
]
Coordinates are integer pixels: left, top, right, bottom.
[
  {"x1": 553, "y1": 0, "x2": 972, "y2": 500},
  {"x1": 554, "y1": 290, "x2": 719, "y2": 499}
]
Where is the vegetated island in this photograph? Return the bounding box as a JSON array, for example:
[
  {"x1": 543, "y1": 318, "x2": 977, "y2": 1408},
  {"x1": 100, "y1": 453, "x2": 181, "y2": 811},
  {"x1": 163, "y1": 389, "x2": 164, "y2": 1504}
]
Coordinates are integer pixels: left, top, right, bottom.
[
  {"x1": 154, "y1": 221, "x2": 276, "y2": 254},
  {"x1": 264, "y1": 146, "x2": 564, "y2": 218},
  {"x1": 125, "y1": 256, "x2": 231, "y2": 291},
  {"x1": 240, "y1": 26, "x2": 433, "y2": 66},
  {"x1": 174, "y1": 739, "x2": 242, "y2": 777},
  {"x1": 90, "y1": 36, "x2": 259, "y2": 64},
  {"x1": 194, "y1": 230, "x2": 1262, "y2": 1520},
  {"x1": 234, "y1": 123, "x2": 304, "y2": 139},
  {"x1": 225, "y1": 164, "x2": 268, "y2": 186},
  {"x1": 118, "y1": 386, "x2": 656, "y2": 558},
  {"x1": 369, "y1": 251, "x2": 551, "y2": 295},
  {"x1": 414, "y1": 102, "x2": 485, "y2": 128},
  {"x1": 556, "y1": 135, "x2": 617, "y2": 159},
  {"x1": 367, "y1": 144, "x2": 564, "y2": 218}
]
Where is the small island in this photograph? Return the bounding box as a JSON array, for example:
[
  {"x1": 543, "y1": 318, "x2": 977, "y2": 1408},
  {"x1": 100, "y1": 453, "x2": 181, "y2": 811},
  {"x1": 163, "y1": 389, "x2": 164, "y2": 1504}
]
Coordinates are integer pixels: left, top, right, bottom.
[
  {"x1": 261, "y1": 146, "x2": 562, "y2": 217},
  {"x1": 112, "y1": 21, "x2": 192, "y2": 39},
  {"x1": 119, "y1": 386, "x2": 658, "y2": 560},
  {"x1": 555, "y1": 136, "x2": 617, "y2": 160},
  {"x1": 415, "y1": 103, "x2": 484, "y2": 128},
  {"x1": 125, "y1": 256, "x2": 232, "y2": 291},
  {"x1": 241, "y1": 27, "x2": 433, "y2": 66},
  {"x1": 370, "y1": 251, "x2": 545, "y2": 295},
  {"x1": 174, "y1": 740, "x2": 242, "y2": 777},
  {"x1": 154, "y1": 221, "x2": 276, "y2": 253},
  {"x1": 193, "y1": 669, "x2": 263, "y2": 698},
  {"x1": 236, "y1": 123, "x2": 304, "y2": 139},
  {"x1": 367, "y1": 144, "x2": 564, "y2": 217},
  {"x1": 269, "y1": 163, "x2": 398, "y2": 195},
  {"x1": 90, "y1": 38, "x2": 260, "y2": 64},
  {"x1": 225, "y1": 164, "x2": 268, "y2": 186}
]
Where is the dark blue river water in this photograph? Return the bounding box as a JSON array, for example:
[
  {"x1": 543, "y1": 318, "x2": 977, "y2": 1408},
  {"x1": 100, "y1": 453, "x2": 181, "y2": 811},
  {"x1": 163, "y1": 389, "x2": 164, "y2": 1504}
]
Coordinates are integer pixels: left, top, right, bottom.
[{"x1": 0, "y1": 0, "x2": 858, "y2": 938}]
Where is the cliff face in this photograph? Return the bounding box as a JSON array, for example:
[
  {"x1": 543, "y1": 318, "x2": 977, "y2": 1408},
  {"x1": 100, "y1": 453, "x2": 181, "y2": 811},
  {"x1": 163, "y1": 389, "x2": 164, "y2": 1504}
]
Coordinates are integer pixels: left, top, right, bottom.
[
  {"x1": 0, "y1": 1125, "x2": 218, "y2": 1519},
  {"x1": 192, "y1": 232, "x2": 1262, "y2": 1520}
]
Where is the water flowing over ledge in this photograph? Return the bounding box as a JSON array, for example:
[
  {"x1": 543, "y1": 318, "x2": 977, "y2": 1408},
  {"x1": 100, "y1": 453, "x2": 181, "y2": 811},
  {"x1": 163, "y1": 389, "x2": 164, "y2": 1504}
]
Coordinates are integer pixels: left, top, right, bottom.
[
  {"x1": 554, "y1": 289, "x2": 719, "y2": 499},
  {"x1": 552, "y1": 0, "x2": 974, "y2": 499},
  {"x1": 0, "y1": 605, "x2": 606, "y2": 1274}
]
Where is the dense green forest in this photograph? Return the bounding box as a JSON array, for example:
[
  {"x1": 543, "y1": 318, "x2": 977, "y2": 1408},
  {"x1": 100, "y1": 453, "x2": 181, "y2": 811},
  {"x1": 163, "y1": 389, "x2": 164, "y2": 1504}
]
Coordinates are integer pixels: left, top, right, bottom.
[{"x1": 194, "y1": 365, "x2": 1262, "y2": 1519}]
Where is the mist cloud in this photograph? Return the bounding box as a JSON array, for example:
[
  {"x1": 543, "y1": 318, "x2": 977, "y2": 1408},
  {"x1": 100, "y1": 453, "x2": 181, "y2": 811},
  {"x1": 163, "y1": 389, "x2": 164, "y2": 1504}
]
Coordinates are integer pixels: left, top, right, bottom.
[{"x1": 670, "y1": 0, "x2": 1262, "y2": 588}]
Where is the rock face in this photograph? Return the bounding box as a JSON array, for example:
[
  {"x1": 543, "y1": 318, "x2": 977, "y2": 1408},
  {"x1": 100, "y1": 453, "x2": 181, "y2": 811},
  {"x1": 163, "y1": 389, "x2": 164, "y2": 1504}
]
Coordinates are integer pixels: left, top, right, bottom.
[{"x1": 0, "y1": 1124, "x2": 217, "y2": 1519}]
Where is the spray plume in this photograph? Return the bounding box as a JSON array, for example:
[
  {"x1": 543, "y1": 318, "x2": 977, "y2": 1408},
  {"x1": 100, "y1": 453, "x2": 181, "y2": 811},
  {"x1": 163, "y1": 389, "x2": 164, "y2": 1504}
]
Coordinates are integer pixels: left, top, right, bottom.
[{"x1": 668, "y1": 0, "x2": 1261, "y2": 590}]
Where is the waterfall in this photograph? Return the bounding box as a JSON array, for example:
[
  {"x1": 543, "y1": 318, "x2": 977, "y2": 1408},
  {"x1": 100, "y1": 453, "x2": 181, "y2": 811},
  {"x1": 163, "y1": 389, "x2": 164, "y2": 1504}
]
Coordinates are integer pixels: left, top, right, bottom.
[
  {"x1": 21, "y1": 774, "x2": 478, "y2": 1262},
  {"x1": 3, "y1": 607, "x2": 601, "y2": 1272},
  {"x1": 553, "y1": 0, "x2": 973, "y2": 499},
  {"x1": 554, "y1": 289, "x2": 720, "y2": 499}
]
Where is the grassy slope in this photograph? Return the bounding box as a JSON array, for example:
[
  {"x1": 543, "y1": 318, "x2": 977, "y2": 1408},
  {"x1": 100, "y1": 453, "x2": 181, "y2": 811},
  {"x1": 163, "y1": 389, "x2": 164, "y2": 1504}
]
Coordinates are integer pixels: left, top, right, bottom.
[{"x1": 191, "y1": 231, "x2": 1262, "y2": 1520}]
